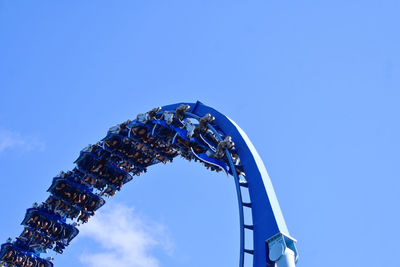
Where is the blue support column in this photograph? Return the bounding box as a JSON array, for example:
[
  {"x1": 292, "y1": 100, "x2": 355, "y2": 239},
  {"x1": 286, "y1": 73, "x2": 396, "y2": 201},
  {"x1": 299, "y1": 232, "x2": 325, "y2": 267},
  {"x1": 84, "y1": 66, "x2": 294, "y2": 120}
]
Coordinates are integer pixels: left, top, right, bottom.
[{"x1": 162, "y1": 101, "x2": 298, "y2": 267}]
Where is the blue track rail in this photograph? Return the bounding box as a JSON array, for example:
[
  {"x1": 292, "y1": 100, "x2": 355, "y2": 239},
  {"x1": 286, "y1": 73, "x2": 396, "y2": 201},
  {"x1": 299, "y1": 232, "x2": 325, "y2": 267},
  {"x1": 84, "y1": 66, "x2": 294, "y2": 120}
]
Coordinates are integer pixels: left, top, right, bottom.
[{"x1": 0, "y1": 101, "x2": 297, "y2": 267}]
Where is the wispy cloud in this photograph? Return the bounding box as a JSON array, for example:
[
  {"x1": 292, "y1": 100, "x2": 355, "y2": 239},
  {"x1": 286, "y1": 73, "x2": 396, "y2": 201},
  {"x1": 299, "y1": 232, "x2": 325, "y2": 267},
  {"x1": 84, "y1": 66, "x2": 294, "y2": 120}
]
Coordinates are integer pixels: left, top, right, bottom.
[
  {"x1": 78, "y1": 202, "x2": 174, "y2": 267},
  {"x1": 0, "y1": 129, "x2": 45, "y2": 152}
]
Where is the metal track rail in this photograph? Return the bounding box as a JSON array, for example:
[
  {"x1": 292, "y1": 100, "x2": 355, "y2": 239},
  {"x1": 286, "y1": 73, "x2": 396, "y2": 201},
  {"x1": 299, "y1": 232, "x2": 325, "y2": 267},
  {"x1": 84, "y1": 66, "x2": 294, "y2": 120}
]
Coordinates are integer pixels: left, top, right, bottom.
[{"x1": 0, "y1": 101, "x2": 297, "y2": 267}]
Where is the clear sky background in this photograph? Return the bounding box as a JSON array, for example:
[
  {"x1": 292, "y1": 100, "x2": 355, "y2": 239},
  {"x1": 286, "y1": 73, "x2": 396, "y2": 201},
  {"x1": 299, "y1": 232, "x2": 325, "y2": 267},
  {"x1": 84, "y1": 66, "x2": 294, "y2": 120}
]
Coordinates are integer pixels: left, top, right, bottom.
[{"x1": 0, "y1": 1, "x2": 399, "y2": 267}]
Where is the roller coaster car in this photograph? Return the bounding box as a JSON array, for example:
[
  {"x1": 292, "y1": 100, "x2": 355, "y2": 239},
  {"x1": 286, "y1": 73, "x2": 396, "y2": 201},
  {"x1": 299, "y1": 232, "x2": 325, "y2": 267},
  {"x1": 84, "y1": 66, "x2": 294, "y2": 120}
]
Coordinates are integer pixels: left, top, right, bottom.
[
  {"x1": 19, "y1": 229, "x2": 53, "y2": 254},
  {"x1": 0, "y1": 243, "x2": 53, "y2": 267},
  {"x1": 129, "y1": 125, "x2": 152, "y2": 140},
  {"x1": 189, "y1": 148, "x2": 231, "y2": 176},
  {"x1": 133, "y1": 122, "x2": 177, "y2": 153},
  {"x1": 151, "y1": 124, "x2": 176, "y2": 142},
  {"x1": 103, "y1": 133, "x2": 138, "y2": 155},
  {"x1": 44, "y1": 196, "x2": 82, "y2": 220},
  {"x1": 62, "y1": 170, "x2": 91, "y2": 188},
  {"x1": 103, "y1": 133, "x2": 122, "y2": 148},
  {"x1": 81, "y1": 144, "x2": 107, "y2": 159},
  {"x1": 128, "y1": 130, "x2": 177, "y2": 158},
  {"x1": 74, "y1": 151, "x2": 132, "y2": 185},
  {"x1": 47, "y1": 178, "x2": 105, "y2": 212},
  {"x1": 107, "y1": 123, "x2": 129, "y2": 136},
  {"x1": 21, "y1": 208, "x2": 79, "y2": 244},
  {"x1": 164, "y1": 119, "x2": 210, "y2": 151},
  {"x1": 103, "y1": 134, "x2": 161, "y2": 169}
]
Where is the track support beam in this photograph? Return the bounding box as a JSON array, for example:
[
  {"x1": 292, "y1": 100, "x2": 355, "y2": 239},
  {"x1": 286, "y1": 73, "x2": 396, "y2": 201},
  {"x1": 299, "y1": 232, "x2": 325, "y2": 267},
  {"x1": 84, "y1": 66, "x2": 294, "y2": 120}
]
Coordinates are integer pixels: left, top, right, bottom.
[{"x1": 266, "y1": 233, "x2": 298, "y2": 267}]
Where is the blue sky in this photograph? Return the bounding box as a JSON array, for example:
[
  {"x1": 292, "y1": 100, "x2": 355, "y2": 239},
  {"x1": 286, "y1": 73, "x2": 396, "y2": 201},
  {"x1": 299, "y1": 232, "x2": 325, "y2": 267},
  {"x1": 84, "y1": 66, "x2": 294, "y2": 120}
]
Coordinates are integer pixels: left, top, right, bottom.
[{"x1": 0, "y1": 1, "x2": 399, "y2": 266}]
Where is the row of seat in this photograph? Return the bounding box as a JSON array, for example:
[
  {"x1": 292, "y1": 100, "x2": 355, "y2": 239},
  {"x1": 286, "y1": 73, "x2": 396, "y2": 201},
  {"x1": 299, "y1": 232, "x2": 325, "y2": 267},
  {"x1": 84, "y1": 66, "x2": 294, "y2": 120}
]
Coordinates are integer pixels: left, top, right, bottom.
[
  {"x1": 1, "y1": 105, "x2": 243, "y2": 267},
  {"x1": 0, "y1": 242, "x2": 53, "y2": 267}
]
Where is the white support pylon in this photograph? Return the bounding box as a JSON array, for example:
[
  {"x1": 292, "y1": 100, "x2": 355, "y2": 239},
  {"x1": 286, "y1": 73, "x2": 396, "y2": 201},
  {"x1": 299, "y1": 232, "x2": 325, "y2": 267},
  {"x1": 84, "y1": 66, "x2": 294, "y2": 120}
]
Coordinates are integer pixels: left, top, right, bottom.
[{"x1": 267, "y1": 233, "x2": 298, "y2": 267}]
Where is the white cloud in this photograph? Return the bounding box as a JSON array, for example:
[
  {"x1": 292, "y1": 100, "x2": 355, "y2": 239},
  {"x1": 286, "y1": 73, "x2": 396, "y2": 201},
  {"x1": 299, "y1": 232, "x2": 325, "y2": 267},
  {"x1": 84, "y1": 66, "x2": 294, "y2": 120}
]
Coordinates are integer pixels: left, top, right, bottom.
[
  {"x1": 78, "y1": 202, "x2": 174, "y2": 267},
  {"x1": 0, "y1": 129, "x2": 45, "y2": 152}
]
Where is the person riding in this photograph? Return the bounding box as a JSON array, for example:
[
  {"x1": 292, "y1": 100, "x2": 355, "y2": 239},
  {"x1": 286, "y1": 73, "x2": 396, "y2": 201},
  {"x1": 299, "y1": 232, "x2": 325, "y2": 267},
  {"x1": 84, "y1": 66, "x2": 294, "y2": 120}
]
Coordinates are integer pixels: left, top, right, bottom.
[
  {"x1": 74, "y1": 194, "x2": 86, "y2": 205},
  {"x1": 21, "y1": 228, "x2": 33, "y2": 240},
  {"x1": 51, "y1": 226, "x2": 59, "y2": 238},
  {"x1": 26, "y1": 258, "x2": 34, "y2": 267},
  {"x1": 27, "y1": 216, "x2": 39, "y2": 226},
  {"x1": 40, "y1": 220, "x2": 49, "y2": 231},
  {"x1": 1, "y1": 250, "x2": 13, "y2": 261},
  {"x1": 83, "y1": 174, "x2": 96, "y2": 186},
  {"x1": 55, "y1": 182, "x2": 66, "y2": 191},
  {"x1": 91, "y1": 162, "x2": 103, "y2": 173},
  {"x1": 77, "y1": 208, "x2": 92, "y2": 224}
]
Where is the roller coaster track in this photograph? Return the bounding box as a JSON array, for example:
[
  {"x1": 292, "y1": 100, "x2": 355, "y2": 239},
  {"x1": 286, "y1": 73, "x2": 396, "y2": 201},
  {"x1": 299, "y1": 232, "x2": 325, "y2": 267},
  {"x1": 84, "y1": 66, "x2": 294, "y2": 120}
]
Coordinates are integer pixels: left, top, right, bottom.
[{"x1": 0, "y1": 101, "x2": 298, "y2": 267}]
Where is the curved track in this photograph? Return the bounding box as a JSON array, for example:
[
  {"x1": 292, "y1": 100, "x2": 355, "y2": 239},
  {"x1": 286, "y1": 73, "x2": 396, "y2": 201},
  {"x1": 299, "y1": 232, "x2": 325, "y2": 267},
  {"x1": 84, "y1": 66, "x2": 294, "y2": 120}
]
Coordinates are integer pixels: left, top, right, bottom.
[{"x1": 0, "y1": 101, "x2": 297, "y2": 267}]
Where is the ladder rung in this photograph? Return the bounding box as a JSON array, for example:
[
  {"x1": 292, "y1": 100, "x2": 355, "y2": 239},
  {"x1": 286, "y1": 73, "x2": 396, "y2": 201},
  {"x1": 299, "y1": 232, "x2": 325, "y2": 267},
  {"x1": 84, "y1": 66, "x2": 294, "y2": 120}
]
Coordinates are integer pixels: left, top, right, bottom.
[
  {"x1": 242, "y1": 202, "x2": 252, "y2": 208},
  {"x1": 244, "y1": 224, "x2": 254, "y2": 230},
  {"x1": 239, "y1": 181, "x2": 248, "y2": 188},
  {"x1": 244, "y1": 249, "x2": 254, "y2": 255}
]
